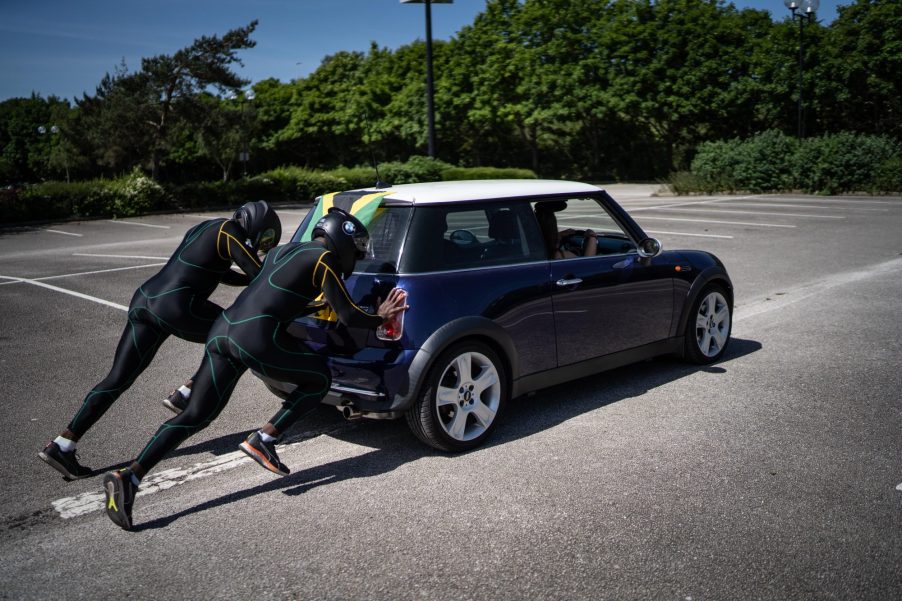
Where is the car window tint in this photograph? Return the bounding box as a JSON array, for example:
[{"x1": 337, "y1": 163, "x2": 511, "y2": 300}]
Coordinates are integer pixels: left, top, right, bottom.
[
  {"x1": 358, "y1": 206, "x2": 412, "y2": 273},
  {"x1": 291, "y1": 200, "x2": 412, "y2": 274},
  {"x1": 533, "y1": 197, "x2": 637, "y2": 259},
  {"x1": 400, "y1": 202, "x2": 546, "y2": 273}
]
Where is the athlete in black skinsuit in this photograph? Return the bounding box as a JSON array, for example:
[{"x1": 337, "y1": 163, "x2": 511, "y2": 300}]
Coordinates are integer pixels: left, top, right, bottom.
[
  {"x1": 39, "y1": 201, "x2": 281, "y2": 481},
  {"x1": 102, "y1": 207, "x2": 408, "y2": 530}
]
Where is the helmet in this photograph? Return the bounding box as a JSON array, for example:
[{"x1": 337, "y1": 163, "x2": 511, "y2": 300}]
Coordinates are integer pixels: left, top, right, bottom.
[
  {"x1": 233, "y1": 200, "x2": 281, "y2": 253},
  {"x1": 312, "y1": 207, "x2": 370, "y2": 278}
]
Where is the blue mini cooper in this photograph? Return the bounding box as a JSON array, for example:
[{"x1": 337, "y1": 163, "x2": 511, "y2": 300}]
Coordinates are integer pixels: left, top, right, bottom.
[{"x1": 257, "y1": 180, "x2": 733, "y2": 451}]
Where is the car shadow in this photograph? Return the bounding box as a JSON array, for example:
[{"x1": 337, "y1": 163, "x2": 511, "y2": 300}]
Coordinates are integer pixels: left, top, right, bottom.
[
  {"x1": 483, "y1": 336, "x2": 761, "y2": 451},
  {"x1": 129, "y1": 337, "x2": 761, "y2": 530},
  {"x1": 132, "y1": 438, "x2": 429, "y2": 531}
]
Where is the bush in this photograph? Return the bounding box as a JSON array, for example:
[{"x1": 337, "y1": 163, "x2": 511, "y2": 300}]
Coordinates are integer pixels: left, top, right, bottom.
[
  {"x1": 110, "y1": 169, "x2": 171, "y2": 216},
  {"x1": 0, "y1": 159, "x2": 540, "y2": 224},
  {"x1": 375, "y1": 156, "x2": 454, "y2": 185},
  {"x1": 795, "y1": 133, "x2": 900, "y2": 195},
  {"x1": 684, "y1": 131, "x2": 901, "y2": 194},
  {"x1": 260, "y1": 166, "x2": 348, "y2": 201},
  {"x1": 441, "y1": 166, "x2": 537, "y2": 181},
  {"x1": 691, "y1": 131, "x2": 797, "y2": 193},
  {"x1": 666, "y1": 171, "x2": 709, "y2": 195},
  {"x1": 872, "y1": 157, "x2": 902, "y2": 193},
  {"x1": 9, "y1": 170, "x2": 172, "y2": 221},
  {"x1": 324, "y1": 166, "x2": 381, "y2": 189}
]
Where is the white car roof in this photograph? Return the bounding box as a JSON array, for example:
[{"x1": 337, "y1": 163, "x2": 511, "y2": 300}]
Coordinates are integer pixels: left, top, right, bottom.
[{"x1": 355, "y1": 179, "x2": 602, "y2": 205}]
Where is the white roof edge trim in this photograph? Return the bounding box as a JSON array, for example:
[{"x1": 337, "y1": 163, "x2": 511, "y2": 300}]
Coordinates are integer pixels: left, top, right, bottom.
[{"x1": 340, "y1": 179, "x2": 604, "y2": 205}]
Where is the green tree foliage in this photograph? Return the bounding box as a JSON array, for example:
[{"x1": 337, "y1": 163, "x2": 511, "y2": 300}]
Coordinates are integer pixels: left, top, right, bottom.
[
  {"x1": 2, "y1": 2, "x2": 901, "y2": 189},
  {"x1": 815, "y1": 0, "x2": 902, "y2": 138}
]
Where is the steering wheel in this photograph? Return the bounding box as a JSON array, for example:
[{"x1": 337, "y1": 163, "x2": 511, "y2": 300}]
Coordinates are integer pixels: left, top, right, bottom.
[
  {"x1": 450, "y1": 229, "x2": 479, "y2": 246},
  {"x1": 559, "y1": 230, "x2": 589, "y2": 255}
]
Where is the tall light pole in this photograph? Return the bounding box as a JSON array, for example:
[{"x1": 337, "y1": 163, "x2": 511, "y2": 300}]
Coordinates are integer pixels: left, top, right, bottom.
[
  {"x1": 37, "y1": 124, "x2": 70, "y2": 183},
  {"x1": 401, "y1": 0, "x2": 452, "y2": 158},
  {"x1": 784, "y1": 0, "x2": 819, "y2": 139}
]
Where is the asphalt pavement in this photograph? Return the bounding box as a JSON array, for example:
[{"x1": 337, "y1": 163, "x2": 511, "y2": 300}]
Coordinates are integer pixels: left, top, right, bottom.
[{"x1": 1, "y1": 189, "x2": 900, "y2": 600}]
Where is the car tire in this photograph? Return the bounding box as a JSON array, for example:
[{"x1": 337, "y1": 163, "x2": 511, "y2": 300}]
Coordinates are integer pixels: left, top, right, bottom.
[
  {"x1": 684, "y1": 283, "x2": 731, "y2": 364},
  {"x1": 406, "y1": 341, "x2": 508, "y2": 452}
]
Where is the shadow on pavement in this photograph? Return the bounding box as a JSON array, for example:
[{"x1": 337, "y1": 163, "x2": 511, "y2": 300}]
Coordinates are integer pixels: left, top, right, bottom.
[{"x1": 129, "y1": 337, "x2": 761, "y2": 530}]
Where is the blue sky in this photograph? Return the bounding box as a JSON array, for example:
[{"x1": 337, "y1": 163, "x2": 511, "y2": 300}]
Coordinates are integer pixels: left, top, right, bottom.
[{"x1": 0, "y1": 0, "x2": 843, "y2": 103}]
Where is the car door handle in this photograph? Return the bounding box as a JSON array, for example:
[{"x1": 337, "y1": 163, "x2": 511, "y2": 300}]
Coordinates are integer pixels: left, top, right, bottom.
[{"x1": 555, "y1": 277, "x2": 583, "y2": 287}]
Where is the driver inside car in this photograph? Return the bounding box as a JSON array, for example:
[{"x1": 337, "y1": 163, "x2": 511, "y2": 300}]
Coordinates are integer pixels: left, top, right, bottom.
[{"x1": 535, "y1": 204, "x2": 598, "y2": 259}]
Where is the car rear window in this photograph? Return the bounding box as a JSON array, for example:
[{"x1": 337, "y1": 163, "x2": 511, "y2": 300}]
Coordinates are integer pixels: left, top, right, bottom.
[{"x1": 292, "y1": 201, "x2": 412, "y2": 274}]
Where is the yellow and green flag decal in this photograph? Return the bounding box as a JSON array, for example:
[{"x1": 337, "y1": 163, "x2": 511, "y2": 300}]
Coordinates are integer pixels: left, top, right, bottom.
[{"x1": 299, "y1": 190, "x2": 392, "y2": 242}]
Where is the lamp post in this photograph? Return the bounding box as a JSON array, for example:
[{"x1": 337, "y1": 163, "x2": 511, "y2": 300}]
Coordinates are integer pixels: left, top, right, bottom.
[
  {"x1": 37, "y1": 125, "x2": 70, "y2": 183},
  {"x1": 401, "y1": 0, "x2": 452, "y2": 158},
  {"x1": 784, "y1": 0, "x2": 819, "y2": 139},
  {"x1": 241, "y1": 90, "x2": 255, "y2": 177}
]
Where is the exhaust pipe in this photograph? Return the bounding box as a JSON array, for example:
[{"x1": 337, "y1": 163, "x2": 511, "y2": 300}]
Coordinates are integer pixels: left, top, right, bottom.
[{"x1": 339, "y1": 405, "x2": 363, "y2": 420}]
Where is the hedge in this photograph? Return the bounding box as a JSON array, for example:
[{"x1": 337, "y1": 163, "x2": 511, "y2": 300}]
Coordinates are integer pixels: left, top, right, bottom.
[
  {"x1": 681, "y1": 131, "x2": 901, "y2": 195},
  {"x1": 0, "y1": 157, "x2": 538, "y2": 224}
]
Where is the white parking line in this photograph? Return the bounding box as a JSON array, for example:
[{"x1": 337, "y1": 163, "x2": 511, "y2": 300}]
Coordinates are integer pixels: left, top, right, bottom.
[
  {"x1": 106, "y1": 219, "x2": 170, "y2": 229},
  {"x1": 37, "y1": 263, "x2": 166, "y2": 281},
  {"x1": 644, "y1": 229, "x2": 733, "y2": 239},
  {"x1": 51, "y1": 426, "x2": 362, "y2": 519},
  {"x1": 631, "y1": 197, "x2": 758, "y2": 212},
  {"x1": 44, "y1": 229, "x2": 83, "y2": 237},
  {"x1": 710, "y1": 201, "x2": 888, "y2": 212},
  {"x1": 762, "y1": 196, "x2": 898, "y2": 205},
  {"x1": 0, "y1": 263, "x2": 164, "y2": 286},
  {"x1": 0, "y1": 274, "x2": 127, "y2": 311},
  {"x1": 734, "y1": 255, "x2": 902, "y2": 324},
  {"x1": 636, "y1": 216, "x2": 796, "y2": 228},
  {"x1": 650, "y1": 208, "x2": 845, "y2": 219},
  {"x1": 74, "y1": 253, "x2": 168, "y2": 260}
]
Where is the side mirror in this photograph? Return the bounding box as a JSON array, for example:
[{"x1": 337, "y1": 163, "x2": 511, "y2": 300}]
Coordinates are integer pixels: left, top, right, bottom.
[{"x1": 637, "y1": 237, "x2": 662, "y2": 258}]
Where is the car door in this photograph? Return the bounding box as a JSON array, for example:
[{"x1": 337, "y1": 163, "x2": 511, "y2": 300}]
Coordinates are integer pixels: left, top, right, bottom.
[{"x1": 536, "y1": 197, "x2": 674, "y2": 367}]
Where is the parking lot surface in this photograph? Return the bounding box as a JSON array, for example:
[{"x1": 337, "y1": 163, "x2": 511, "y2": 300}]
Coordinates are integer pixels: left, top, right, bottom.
[{"x1": 1, "y1": 189, "x2": 901, "y2": 600}]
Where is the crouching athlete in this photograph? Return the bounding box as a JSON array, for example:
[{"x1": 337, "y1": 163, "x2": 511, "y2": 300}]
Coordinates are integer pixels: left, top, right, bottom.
[
  {"x1": 102, "y1": 207, "x2": 409, "y2": 529},
  {"x1": 39, "y1": 201, "x2": 281, "y2": 480}
]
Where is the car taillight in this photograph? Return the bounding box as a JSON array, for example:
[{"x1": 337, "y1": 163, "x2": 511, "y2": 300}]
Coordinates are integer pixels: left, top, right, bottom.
[{"x1": 376, "y1": 310, "x2": 405, "y2": 341}]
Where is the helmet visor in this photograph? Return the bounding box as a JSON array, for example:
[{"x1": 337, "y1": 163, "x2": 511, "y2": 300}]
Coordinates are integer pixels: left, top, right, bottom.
[{"x1": 352, "y1": 233, "x2": 369, "y2": 259}]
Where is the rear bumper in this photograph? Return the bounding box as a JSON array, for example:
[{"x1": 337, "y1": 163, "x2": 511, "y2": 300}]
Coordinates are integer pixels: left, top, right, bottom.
[{"x1": 253, "y1": 347, "x2": 420, "y2": 418}]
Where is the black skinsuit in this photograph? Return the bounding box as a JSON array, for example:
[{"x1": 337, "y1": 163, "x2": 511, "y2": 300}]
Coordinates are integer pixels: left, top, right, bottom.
[
  {"x1": 133, "y1": 240, "x2": 382, "y2": 473},
  {"x1": 67, "y1": 219, "x2": 262, "y2": 437}
]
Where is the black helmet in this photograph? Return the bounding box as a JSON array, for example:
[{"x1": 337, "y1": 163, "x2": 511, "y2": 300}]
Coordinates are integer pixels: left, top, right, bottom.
[
  {"x1": 312, "y1": 207, "x2": 369, "y2": 278},
  {"x1": 233, "y1": 200, "x2": 281, "y2": 253}
]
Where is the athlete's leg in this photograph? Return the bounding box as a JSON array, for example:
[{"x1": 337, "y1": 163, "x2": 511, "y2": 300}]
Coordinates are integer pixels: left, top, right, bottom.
[
  {"x1": 131, "y1": 338, "x2": 246, "y2": 476},
  {"x1": 64, "y1": 308, "x2": 167, "y2": 440},
  {"x1": 254, "y1": 324, "x2": 332, "y2": 436},
  {"x1": 159, "y1": 296, "x2": 224, "y2": 413},
  {"x1": 234, "y1": 323, "x2": 331, "y2": 475}
]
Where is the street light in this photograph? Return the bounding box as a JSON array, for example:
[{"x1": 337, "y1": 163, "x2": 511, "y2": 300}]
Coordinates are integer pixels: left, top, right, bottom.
[
  {"x1": 240, "y1": 90, "x2": 255, "y2": 177},
  {"x1": 401, "y1": 0, "x2": 452, "y2": 158},
  {"x1": 784, "y1": 0, "x2": 819, "y2": 139},
  {"x1": 37, "y1": 124, "x2": 69, "y2": 183}
]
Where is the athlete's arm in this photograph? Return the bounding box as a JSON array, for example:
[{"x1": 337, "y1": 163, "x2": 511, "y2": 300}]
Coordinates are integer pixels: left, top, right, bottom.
[
  {"x1": 315, "y1": 252, "x2": 384, "y2": 329},
  {"x1": 217, "y1": 220, "x2": 263, "y2": 284}
]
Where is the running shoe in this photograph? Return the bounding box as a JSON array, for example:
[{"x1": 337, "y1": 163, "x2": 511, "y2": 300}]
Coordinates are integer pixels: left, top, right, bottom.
[
  {"x1": 162, "y1": 388, "x2": 188, "y2": 414},
  {"x1": 239, "y1": 432, "x2": 290, "y2": 476},
  {"x1": 103, "y1": 469, "x2": 137, "y2": 530},
  {"x1": 38, "y1": 441, "x2": 93, "y2": 480}
]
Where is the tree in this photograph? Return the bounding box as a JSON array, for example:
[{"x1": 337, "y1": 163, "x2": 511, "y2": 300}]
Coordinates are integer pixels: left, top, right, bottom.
[
  {"x1": 139, "y1": 21, "x2": 258, "y2": 179},
  {"x1": 816, "y1": 0, "x2": 902, "y2": 138},
  {"x1": 195, "y1": 93, "x2": 256, "y2": 181}
]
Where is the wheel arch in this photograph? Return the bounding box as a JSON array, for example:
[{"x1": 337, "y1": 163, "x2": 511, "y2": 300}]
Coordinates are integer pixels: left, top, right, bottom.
[
  {"x1": 675, "y1": 266, "x2": 734, "y2": 339},
  {"x1": 390, "y1": 316, "x2": 517, "y2": 412}
]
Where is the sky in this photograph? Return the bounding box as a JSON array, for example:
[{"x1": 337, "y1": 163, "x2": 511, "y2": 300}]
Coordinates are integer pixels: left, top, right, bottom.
[{"x1": 0, "y1": 0, "x2": 843, "y2": 103}]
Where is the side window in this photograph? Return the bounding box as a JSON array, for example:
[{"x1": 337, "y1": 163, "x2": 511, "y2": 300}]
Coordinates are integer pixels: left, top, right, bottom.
[
  {"x1": 401, "y1": 202, "x2": 546, "y2": 273},
  {"x1": 533, "y1": 197, "x2": 636, "y2": 259}
]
